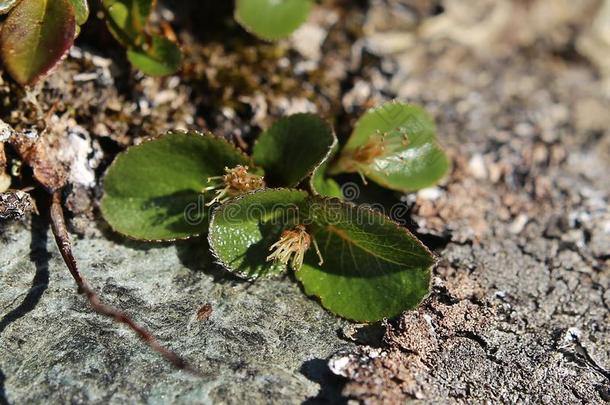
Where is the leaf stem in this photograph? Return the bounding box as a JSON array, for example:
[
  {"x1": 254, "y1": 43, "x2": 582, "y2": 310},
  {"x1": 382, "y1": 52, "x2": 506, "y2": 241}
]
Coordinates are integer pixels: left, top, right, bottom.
[
  {"x1": 326, "y1": 154, "x2": 356, "y2": 176},
  {"x1": 327, "y1": 155, "x2": 369, "y2": 185},
  {"x1": 49, "y1": 191, "x2": 198, "y2": 375}
]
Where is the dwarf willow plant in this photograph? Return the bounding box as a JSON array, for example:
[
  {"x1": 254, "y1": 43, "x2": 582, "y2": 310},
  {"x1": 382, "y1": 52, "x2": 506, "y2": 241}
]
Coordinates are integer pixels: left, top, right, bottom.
[
  {"x1": 101, "y1": 0, "x2": 182, "y2": 76},
  {"x1": 0, "y1": 0, "x2": 310, "y2": 85},
  {"x1": 101, "y1": 101, "x2": 450, "y2": 322},
  {"x1": 0, "y1": 0, "x2": 181, "y2": 85},
  {"x1": 235, "y1": 0, "x2": 313, "y2": 41}
]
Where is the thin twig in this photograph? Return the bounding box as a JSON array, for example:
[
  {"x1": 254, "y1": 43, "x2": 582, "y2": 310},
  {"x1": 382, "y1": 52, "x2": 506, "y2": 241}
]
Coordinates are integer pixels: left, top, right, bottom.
[
  {"x1": 0, "y1": 142, "x2": 6, "y2": 172},
  {"x1": 49, "y1": 191, "x2": 198, "y2": 374}
]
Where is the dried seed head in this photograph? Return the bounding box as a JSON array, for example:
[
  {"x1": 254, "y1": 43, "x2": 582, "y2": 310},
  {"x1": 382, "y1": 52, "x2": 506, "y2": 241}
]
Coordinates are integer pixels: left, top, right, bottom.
[
  {"x1": 223, "y1": 165, "x2": 265, "y2": 192},
  {"x1": 352, "y1": 131, "x2": 410, "y2": 165},
  {"x1": 352, "y1": 135, "x2": 387, "y2": 165},
  {"x1": 334, "y1": 131, "x2": 410, "y2": 178},
  {"x1": 205, "y1": 165, "x2": 265, "y2": 206},
  {"x1": 266, "y1": 225, "x2": 312, "y2": 271}
]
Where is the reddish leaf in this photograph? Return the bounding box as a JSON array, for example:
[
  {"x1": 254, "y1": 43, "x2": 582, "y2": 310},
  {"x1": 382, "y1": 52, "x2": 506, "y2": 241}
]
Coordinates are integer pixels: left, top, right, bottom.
[{"x1": 0, "y1": 0, "x2": 76, "y2": 85}]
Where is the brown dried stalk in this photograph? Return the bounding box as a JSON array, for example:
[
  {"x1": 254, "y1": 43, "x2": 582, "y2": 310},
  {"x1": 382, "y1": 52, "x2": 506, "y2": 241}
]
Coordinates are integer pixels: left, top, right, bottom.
[
  {"x1": 0, "y1": 143, "x2": 6, "y2": 174},
  {"x1": 49, "y1": 191, "x2": 197, "y2": 374}
]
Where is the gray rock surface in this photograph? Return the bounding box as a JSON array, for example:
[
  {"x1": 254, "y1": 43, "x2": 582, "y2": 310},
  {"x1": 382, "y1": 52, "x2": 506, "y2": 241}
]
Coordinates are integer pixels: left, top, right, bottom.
[
  {"x1": 325, "y1": 1, "x2": 610, "y2": 403},
  {"x1": 0, "y1": 221, "x2": 350, "y2": 404},
  {"x1": 1, "y1": 1, "x2": 610, "y2": 404}
]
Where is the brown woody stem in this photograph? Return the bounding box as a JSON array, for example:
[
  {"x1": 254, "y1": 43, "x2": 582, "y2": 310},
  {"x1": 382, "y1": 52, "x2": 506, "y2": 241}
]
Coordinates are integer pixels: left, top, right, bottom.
[
  {"x1": 0, "y1": 143, "x2": 6, "y2": 173},
  {"x1": 49, "y1": 191, "x2": 197, "y2": 374}
]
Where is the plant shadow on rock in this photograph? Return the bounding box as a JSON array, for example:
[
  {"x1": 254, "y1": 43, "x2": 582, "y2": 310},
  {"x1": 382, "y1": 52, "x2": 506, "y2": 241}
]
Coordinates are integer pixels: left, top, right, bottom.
[
  {"x1": 341, "y1": 323, "x2": 386, "y2": 348},
  {"x1": 175, "y1": 238, "x2": 244, "y2": 284},
  {"x1": 300, "y1": 358, "x2": 348, "y2": 405},
  {"x1": 98, "y1": 217, "x2": 250, "y2": 284},
  {"x1": 298, "y1": 322, "x2": 386, "y2": 404},
  {"x1": 0, "y1": 214, "x2": 51, "y2": 405}
]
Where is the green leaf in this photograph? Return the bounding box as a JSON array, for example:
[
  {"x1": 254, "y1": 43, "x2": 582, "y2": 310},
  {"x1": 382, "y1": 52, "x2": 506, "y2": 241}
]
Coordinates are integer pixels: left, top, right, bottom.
[
  {"x1": 235, "y1": 0, "x2": 312, "y2": 41},
  {"x1": 69, "y1": 0, "x2": 89, "y2": 26},
  {"x1": 310, "y1": 142, "x2": 343, "y2": 198},
  {"x1": 208, "y1": 189, "x2": 434, "y2": 321},
  {"x1": 208, "y1": 189, "x2": 309, "y2": 279},
  {"x1": 0, "y1": 0, "x2": 17, "y2": 15},
  {"x1": 0, "y1": 0, "x2": 76, "y2": 85},
  {"x1": 102, "y1": 0, "x2": 151, "y2": 45},
  {"x1": 252, "y1": 114, "x2": 336, "y2": 187},
  {"x1": 102, "y1": 0, "x2": 182, "y2": 76},
  {"x1": 329, "y1": 102, "x2": 450, "y2": 192},
  {"x1": 127, "y1": 35, "x2": 182, "y2": 76},
  {"x1": 297, "y1": 197, "x2": 434, "y2": 321},
  {"x1": 101, "y1": 131, "x2": 253, "y2": 241}
]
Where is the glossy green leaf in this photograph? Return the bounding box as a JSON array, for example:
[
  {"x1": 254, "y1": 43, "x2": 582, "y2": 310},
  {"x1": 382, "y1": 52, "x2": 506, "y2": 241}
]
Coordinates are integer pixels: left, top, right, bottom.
[
  {"x1": 126, "y1": 35, "x2": 182, "y2": 76},
  {"x1": 208, "y1": 189, "x2": 310, "y2": 279},
  {"x1": 235, "y1": 0, "x2": 312, "y2": 40},
  {"x1": 310, "y1": 142, "x2": 343, "y2": 198},
  {"x1": 101, "y1": 131, "x2": 253, "y2": 241},
  {"x1": 297, "y1": 197, "x2": 434, "y2": 321},
  {"x1": 0, "y1": 0, "x2": 76, "y2": 85},
  {"x1": 253, "y1": 114, "x2": 336, "y2": 187},
  {"x1": 69, "y1": 0, "x2": 89, "y2": 26},
  {"x1": 208, "y1": 189, "x2": 434, "y2": 321},
  {"x1": 102, "y1": 0, "x2": 151, "y2": 45},
  {"x1": 329, "y1": 102, "x2": 450, "y2": 192},
  {"x1": 0, "y1": 0, "x2": 17, "y2": 14}
]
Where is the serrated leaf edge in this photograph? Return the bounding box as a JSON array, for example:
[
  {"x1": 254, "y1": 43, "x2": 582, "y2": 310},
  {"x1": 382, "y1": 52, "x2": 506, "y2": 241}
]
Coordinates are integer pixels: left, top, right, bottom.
[
  {"x1": 362, "y1": 138, "x2": 451, "y2": 193},
  {"x1": 207, "y1": 187, "x2": 309, "y2": 280},
  {"x1": 252, "y1": 113, "x2": 336, "y2": 187},
  {"x1": 343, "y1": 99, "x2": 435, "y2": 152},
  {"x1": 307, "y1": 195, "x2": 438, "y2": 264},
  {"x1": 298, "y1": 195, "x2": 437, "y2": 322},
  {"x1": 308, "y1": 133, "x2": 339, "y2": 196},
  {"x1": 0, "y1": 0, "x2": 77, "y2": 86},
  {"x1": 100, "y1": 130, "x2": 254, "y2": 242}
]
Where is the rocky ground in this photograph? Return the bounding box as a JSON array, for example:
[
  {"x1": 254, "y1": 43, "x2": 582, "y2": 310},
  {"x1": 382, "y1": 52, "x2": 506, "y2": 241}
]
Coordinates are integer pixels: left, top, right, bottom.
[{"x1": 1, "y1": 0, "x2": 609, "y2": 404}]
